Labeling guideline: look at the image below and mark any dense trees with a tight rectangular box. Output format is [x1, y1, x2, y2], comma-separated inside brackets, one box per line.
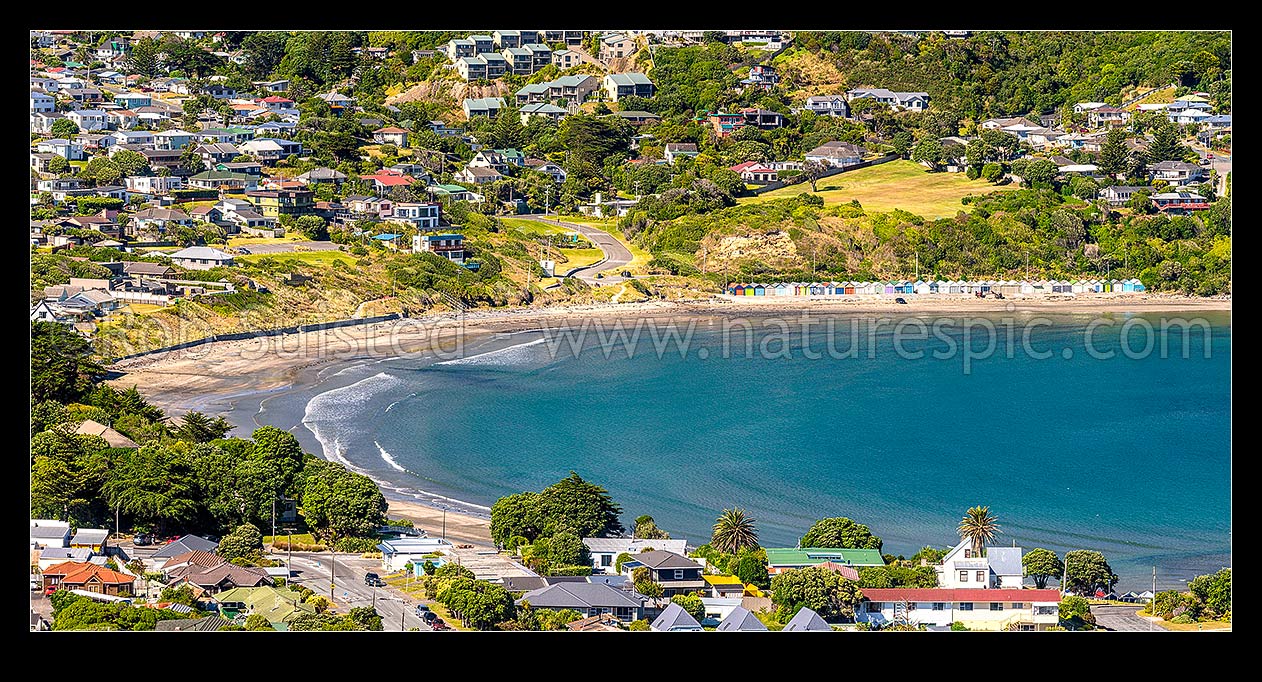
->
[1022, 548, 1065, 589]
[1063, 550, 1119, 595]
[51, 591, 186, 631]
[217, 523, 264, 561]
[489, 472, 624, 547]
[300, 459, 388, 540]
[51, 118, 79, 139]
[31, 322, 105, 403]
[799, 517, 883, 551]
[770, 566, 864, 621]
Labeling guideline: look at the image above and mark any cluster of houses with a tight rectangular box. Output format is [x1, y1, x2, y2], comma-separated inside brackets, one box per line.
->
[32, 259, 238, 328]
[725, 279, 1149, 298]
[443, 30, 589, 81]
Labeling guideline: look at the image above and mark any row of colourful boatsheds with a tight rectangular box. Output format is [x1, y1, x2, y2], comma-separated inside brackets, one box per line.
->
[725, 279, 1148, 297]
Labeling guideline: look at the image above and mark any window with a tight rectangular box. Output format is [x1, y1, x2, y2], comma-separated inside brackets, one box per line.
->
[932, 602, 945, 611]
[959, 570, 968, 582]
[959, 602, 974, 611]
[977, 571, 987, 583]
[990, 602, 1003, 611]
[906, 602, 917, 611]
[1012, 602, 1025, 609]
[868, 602, 883, 612]
[673, 569, 684, 580]
[600, 554, 612, 567]
[1036, 605, 1057, 615]
[963, 549, 972, 558]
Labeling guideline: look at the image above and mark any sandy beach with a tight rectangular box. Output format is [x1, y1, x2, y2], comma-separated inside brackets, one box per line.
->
[110, 294, 1229, 547]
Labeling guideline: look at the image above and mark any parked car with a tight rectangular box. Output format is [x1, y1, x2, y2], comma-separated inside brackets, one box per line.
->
[415, 604, 430, 617]
[430, 618, 450, 630]
[364, 572, 386, 587]
[423, 611, 438, 624]
[133, 533, 153, 546]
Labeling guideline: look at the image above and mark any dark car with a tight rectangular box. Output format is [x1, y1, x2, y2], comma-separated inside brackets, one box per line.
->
[423, 611, 438, 624]
[133, 533, 153, 546]
[364, 572, 386, 587]
[894, 297, 908, 304]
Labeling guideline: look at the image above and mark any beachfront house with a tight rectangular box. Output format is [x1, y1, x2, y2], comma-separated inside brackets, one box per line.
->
[936, 539, 1024, 589]
[619, 551, 704, 597]
[376, 537, 455, 573]
[765, 547, 886, 575]
[858, 588, 1062, 630]
[582, 537, 689, 574]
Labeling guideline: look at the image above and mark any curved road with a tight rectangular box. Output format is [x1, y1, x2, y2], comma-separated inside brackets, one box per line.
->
[512, 214, 634, 285]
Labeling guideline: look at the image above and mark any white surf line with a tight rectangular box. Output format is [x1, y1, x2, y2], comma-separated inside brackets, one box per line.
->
[431, 337, 549, 366]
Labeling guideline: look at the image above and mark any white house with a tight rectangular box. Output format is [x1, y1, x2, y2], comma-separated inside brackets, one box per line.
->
[804, 141, 865, 168]
[169, 246, 235, 270]
[31, 90, 56, 112]
[858, 588, 1062, 630]
[846, 88, 929, 111]
[582, 537, 689, 574]
[936, 539, 1025, 589]
[66, 108, 109, 132]
[376, 537, 455, 573]
[803, 95, 849, 117]
[389, 202, 440, 229]
[125, 175, 185, 195]
[31, 519, 72, 549]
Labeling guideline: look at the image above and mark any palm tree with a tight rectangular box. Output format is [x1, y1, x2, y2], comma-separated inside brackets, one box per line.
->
[957, 506, 1001, 556]
[711, 507, 758, 554]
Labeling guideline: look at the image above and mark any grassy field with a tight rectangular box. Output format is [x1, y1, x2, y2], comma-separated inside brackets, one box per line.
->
[115, 303, 165, 315]
[1155, 619, 1231, 631]
[556, 247, 604, 270]
[238, 251, 356, 267]
[227, 235, 303, 247]
[739, 160, 1014, 219]
[502, 217, 578, 237]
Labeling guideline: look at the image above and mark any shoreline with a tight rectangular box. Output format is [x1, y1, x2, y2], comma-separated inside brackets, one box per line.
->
[108, 295, 1229, 549]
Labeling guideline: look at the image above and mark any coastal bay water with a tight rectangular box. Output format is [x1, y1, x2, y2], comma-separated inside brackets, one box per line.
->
[273, 310, 1229, 591]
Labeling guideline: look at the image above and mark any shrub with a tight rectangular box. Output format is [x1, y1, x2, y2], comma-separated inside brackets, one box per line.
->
[950, 621, 969, 631]
[627, 619, 650, 631]
[1170, 613, 1195, 625]
[332, 536, 378, 553]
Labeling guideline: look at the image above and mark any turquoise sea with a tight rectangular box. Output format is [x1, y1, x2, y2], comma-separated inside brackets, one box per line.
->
[271, 310, 1230, 591]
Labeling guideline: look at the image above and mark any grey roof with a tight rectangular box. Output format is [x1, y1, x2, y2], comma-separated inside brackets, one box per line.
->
[605, 73, 653, 87]
[298, 167, 347, 181]
[716, 606, 768, 631]
[586, 575, 630, 588]
[71, 529, 110, 546]
[632, 550, 698, 570]
[500, 576, 548, 592]
[31, 525, 71, 539]
[151, 534, 218, 559]
[1150, 161, 1202, 171]
[169, 246, 234, 262]
[986, 547, 1022, 577]
[782, 606, 831, 631]
[520, 103, 567, 115]
[582, 537, 689, 555]
[123, 261, 175, 276]
[39, 547, 92, 561]
[650, 602, 702, 631]
[517, 582, 644, 610]
[154, 615, 233, 631]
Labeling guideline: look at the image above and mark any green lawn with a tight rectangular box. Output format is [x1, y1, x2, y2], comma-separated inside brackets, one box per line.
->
[238, 251, 355, 267]
[502, 217, 576, 237]
[227, 235, 304, 247]
[739, 160, 1015, 219]
[556, 247, 604, 270]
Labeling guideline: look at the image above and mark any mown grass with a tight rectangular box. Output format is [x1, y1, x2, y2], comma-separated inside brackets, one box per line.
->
[238, 251, 356, 267]
[739, 160, 1015, 219]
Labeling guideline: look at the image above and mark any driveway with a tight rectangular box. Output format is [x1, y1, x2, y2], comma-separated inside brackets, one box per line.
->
[1091, 604, 1164, 632]
[231, 241, 344, 255]
[511, 215, 633, 285]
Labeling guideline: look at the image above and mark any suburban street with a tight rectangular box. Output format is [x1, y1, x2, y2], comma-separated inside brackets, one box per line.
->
[1090, 604, 1164, 632]
[512, 215, 633, 284]
[284, 551, 432, 631]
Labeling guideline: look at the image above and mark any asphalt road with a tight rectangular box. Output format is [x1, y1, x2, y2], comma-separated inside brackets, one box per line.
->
[284, 552, 432, 631]
[1091, 604, 1164, 632]
[1188, 143, 1230, 195]
[512, 215, 633, 285]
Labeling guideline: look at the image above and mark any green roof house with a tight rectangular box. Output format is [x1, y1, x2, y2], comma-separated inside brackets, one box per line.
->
[764, 547, 886, 574]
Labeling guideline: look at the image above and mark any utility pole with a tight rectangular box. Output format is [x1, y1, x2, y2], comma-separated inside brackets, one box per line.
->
[1150, 566, 1156, 632]
[329, 546, 336, 600]
[442, 510, 447, 541]
[634, 180, 641, 201]
[271, 497, 276, 541]
[915, 252, 920, 281]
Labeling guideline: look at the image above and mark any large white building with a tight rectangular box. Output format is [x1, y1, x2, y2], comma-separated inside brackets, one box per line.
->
[936, 539, 1025, 589]
[376, 537, 455, 573]
[582, 537, 689, 574]
[858, 588, 1062, 630]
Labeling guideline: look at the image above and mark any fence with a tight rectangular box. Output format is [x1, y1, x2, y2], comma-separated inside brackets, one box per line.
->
[107, 312, 404, 363]
[748, 154, 900, 195]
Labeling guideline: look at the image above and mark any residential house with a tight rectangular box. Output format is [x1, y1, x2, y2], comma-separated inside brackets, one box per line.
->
[701, 574, 746, 599]
[783, 606, 833, 631]
[372, 126, 411, 148]
[31, 520, 72, 549]
[130, 207, 193, 233]
[463, 97, 506, 118]
[566, 615, 624, 631]
[206, 84, 239, 99]
[390, 202, 441, 229]
[296, 168, 348, 185]
[31, 90, 56, 112]
[503, 47, 534, 75]
[614, 110, 661, 126]
[663, 142, 699, 165]
[524, 157, 567, 183]
[444, 39, 476, 60]
[650, 602, 703, 631]
[804, 141, 866, 168]
[427, 184, 484, 203]
[1149, 160, 1205, 187]
[599, 33, 636, 61]
[361, 169, 419, 195]
[730, 161, 779, 184]
[123, 261, 177, 279]
[35, 547, 94, 571]
[195, 142, 242, 166]
[239, 137, 301, 162]
[106, 109, 138, 130]
[516, 583, 646, 623]
[111, 130, 154, 147]
[217, 161, 263, 176]
[936, 539, 1025, 589]
[37, 138, 85, 161]
[518, 30, 541, 44]
[213, 586, 317, 628]
[413, 234, 466, 263]
[1073, 102, 1107, 114]
[125, 175, 185, 195]
[153, 129, 197, 151]
[113, 92, 151, 109]
[60, 87, 103, 104]
[582, 538, 689, 574]
[259, 95, 296, 115]
[979, 116, 1041, 131]
[469, 34, 495, 53]
[716, 606, 768, 631]
[245, 189, 315, 218]
[42, 562, 135, 596]
[576, 191, 638, 218]
[74, 133, 115, 151]
[552, 49, 579, 69]
[1100, 185, 1147, 206]
[548, 75, 599, 105]
[74, 419, 139, 448]
[456, 55, 489, 80]
[741, 64, 779, 91]
[803, 95, 849, 117]
[524, 43, 552, 71]
[857, 588, 1062, 631]
[427, 120, 463, 137]
[603, 73, 655, 101]
[847, 88, 930, 111]
[376, 537, 455, 573]
[31, 111, 65, 134]
[707, 111, 746, 137]
[493, 30, 521, 49]
[186, 170, 257, 192]
[169, 246, 235, 270]
[619, 550, 703, 597]
[764, 547, 886, 574]
[69, 528, 110, 553]
[1088, 106, 1131, 128]
[30, 153, 58, 173]
[155, 616, 234, 631]
[520, 102, 568, 125]
[454, 166, 504, 184]
[741, 108, 785, 129]
[1152, 191, 1210, 214]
